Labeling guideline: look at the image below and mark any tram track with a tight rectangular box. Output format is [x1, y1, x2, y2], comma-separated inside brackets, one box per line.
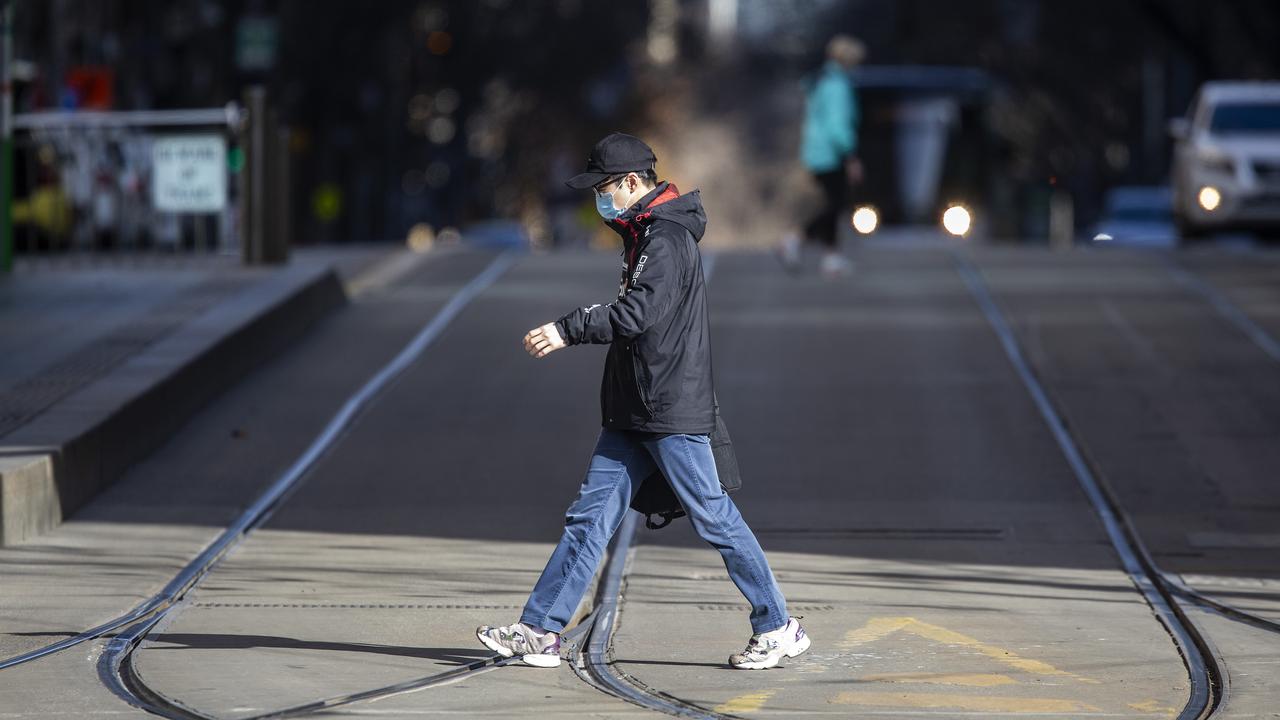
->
[91, 247, 711, 720]
[0, 253, 516, 717]
[565, 248, 1262, 720]
[952, 249, 1225, 719]
[0, 251, 515, 675]
[5, 246, 1278, 719]
[91, 251, 518, 717]
[101, 607, 600, 720]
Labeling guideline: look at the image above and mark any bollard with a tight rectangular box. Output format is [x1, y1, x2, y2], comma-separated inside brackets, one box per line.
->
[265, 114, 290, 263]
[240, 86, 290, 265]
[1049, 190, 1074, 251]
[0, 2, 12, 273]
[241, 87, 266, 264]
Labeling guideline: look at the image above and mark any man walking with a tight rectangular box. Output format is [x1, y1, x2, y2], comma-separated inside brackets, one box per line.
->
[477, 133, 810, 670]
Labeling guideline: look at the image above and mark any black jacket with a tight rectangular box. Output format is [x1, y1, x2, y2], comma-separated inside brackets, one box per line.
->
[556, 182, 716, 434]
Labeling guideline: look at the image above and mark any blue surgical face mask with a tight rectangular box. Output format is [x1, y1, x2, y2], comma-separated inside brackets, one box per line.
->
[594, 176, 630, 220]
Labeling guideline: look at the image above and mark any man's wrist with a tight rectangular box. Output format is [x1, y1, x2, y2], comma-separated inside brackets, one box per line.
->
[553, 318, 574, 346]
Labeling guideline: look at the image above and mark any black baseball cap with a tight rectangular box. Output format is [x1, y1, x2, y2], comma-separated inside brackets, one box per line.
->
[565, 133, 657, 189]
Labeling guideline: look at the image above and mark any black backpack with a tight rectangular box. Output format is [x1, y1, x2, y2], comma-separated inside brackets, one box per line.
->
[630, 402, 741, 529]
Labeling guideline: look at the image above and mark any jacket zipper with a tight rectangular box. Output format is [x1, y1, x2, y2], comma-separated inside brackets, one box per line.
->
[629, 345, 654, 417]
[622, 223, 654, 417]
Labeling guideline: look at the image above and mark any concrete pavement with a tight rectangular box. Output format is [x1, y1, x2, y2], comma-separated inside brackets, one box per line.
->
[0, 247, 410, 544]
[1, 240, 1278, 718]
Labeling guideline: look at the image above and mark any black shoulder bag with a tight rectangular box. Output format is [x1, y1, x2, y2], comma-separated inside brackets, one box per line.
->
[629, 399, 741, 530]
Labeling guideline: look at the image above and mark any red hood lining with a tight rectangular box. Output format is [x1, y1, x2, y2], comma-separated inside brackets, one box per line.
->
[643, 183, 680, 211]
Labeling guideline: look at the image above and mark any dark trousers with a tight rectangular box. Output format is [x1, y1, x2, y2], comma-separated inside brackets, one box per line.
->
[803, 169, 848, 249]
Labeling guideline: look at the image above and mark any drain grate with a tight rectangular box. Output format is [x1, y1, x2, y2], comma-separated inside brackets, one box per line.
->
[191, 602, 523, 610]
[754, 527, 1007, 541]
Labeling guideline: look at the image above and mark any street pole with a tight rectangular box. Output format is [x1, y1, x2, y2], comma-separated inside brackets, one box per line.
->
[242, 86, 266, 264]
[0, 1, 12, 273]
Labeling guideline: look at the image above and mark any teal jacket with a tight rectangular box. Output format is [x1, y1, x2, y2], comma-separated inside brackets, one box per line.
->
[801, 61, 859, 172]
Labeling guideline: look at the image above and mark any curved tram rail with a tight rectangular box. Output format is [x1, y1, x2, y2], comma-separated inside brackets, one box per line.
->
[566, 249, 1280, 720]
[952, 251, 1224, 719]
[0, 253, 518, 702]
[5, 249, 1278, 719]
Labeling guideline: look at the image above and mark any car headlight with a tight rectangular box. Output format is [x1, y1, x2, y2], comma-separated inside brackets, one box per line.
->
[1198, 186, 1222, 212]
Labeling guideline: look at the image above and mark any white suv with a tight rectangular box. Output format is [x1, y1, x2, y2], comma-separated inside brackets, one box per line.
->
[1170, 81, 1280, 237]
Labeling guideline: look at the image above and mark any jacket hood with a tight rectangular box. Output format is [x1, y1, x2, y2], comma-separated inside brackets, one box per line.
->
[614, 182, 707, 243]
[645, 188, 707, 243]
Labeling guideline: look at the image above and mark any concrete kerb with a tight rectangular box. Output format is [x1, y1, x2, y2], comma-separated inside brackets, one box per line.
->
[0, 454, 57, 546]
[0, 263, 347, 546]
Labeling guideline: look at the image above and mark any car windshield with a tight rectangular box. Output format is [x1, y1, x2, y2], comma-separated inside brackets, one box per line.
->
[1210, 102, 1280, 134]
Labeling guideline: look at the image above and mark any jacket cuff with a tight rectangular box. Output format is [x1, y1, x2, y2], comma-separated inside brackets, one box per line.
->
[554, 317, 577, 346]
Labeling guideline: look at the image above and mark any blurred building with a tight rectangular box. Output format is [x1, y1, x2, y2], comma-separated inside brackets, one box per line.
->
[13, 0, 650, 249]
[10, 0, 1280, 248]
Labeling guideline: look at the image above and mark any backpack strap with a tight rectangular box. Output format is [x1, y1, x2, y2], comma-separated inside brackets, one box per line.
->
[645, 509, 686, 530]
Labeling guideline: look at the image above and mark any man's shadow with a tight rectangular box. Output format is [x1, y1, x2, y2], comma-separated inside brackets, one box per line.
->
[140, 632, 492, 666]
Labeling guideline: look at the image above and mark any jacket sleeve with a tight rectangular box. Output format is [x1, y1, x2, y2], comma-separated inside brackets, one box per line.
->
[555, 230, 688, 346]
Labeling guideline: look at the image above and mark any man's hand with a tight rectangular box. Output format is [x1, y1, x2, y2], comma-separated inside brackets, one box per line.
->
[523, 322, 567, 359]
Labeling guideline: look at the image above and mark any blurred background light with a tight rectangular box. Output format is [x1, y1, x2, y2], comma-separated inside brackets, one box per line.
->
[942, 205, 973, 236]
[433, 88, 460, 115]
[312, 184, 343, 224]
[438, 226, 463, 244]
[428, 117, 456, 144]
[427, 30, 452, 56]
[851, 206, 879, 234]
[406, 223, 435, 252]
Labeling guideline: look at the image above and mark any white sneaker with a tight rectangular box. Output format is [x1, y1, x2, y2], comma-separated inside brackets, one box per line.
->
[476, 621, 562, 667]
[820, 252, 853, 278]
[728, 617, 811, 669]
[778, 232, 802, 271]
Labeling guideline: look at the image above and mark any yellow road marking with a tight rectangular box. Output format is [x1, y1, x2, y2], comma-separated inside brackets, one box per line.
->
[1129, 699, 1178, 718]
[838, 616, 1099, 684]
[862, 672, 1017, 687]
[831, 691, 1103, 713]
[714, 690, 776, 713]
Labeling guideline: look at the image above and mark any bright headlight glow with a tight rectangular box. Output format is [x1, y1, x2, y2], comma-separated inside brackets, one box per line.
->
[1198, 186, 1221, 212]
[851, 206, 879, 234]
[942, 204, 972, 236]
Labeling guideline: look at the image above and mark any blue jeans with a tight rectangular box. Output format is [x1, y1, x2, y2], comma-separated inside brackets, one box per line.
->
[521, 428, 789, 634]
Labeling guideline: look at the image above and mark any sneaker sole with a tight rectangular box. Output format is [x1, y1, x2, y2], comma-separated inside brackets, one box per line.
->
[731, 632, 811, 670]
[477, 630, 561, 668]
[520, 652, 562, 668]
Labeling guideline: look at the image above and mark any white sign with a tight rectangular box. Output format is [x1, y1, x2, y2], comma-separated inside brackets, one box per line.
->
[152, 135, 227, 213]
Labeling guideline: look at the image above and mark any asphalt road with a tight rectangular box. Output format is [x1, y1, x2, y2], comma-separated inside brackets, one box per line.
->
[1, 237, 1278, 719]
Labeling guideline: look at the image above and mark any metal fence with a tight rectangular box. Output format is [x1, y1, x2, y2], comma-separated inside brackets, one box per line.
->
[10, 89, 289, 264]
[11, 106, 241, 256]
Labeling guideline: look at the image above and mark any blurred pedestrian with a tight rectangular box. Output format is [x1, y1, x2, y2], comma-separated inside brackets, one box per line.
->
[781, 34, 866, 278]
[477, 133, 810, 670]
